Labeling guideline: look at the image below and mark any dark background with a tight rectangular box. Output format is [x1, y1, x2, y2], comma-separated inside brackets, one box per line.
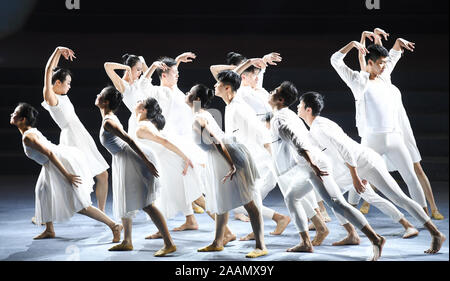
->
[0, 0, 448, 181]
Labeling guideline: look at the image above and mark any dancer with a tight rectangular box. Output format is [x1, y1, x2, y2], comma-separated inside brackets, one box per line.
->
[298, 92, 446, 253]
[347, 28, 444, 220]
[208, 71, 269, 258]
[330, 36, 429, 216]
[95, 86, 176, 256]
[10, 103, 122, 241]
[105, 54, 205, 232]
[268, 81, 385, 260]
[42, 46, 109, 212]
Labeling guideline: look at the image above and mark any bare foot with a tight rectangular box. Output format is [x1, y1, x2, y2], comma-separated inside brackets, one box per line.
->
[173, 222, 198, 232]
[312, 227, 329, 246]
[112, 224, 123, 243]
[109, 241, 133, 251]
[239, 232, 255, 241]
[403, 227, 419, 239]
[223, 233, 237, 246]
[270, 216, 291, 235]
[154, 245, 177, 257]
[234, 213, 250, 222]
[425, 233, 446, 254]
[246, 249, 268, 258]
[371, 235, 386, 261]
[308, 223, 316, 230]
[332, 235, 360, 246]
[286, 243, 313, 253]
[33, 230, 55, 240]
[145, 231, 162, 239]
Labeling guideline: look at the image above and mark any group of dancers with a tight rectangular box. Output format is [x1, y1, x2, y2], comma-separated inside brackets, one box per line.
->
[10, 27, 446, 260]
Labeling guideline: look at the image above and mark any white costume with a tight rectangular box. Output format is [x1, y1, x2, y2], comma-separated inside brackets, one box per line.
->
[99, 115, 160, 220]
[331, 50, 426, 207]
[22, 128, 93, 225]
[271, 108, 369, 232]
[136, 119, 204, 220]
[42, 94, 109, 177]
[193, 110, 260, 214]
[309, 116, 429, 225]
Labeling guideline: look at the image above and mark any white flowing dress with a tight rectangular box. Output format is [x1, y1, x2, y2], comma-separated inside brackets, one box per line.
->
[99, 115, 160, 219]
[42, 94, 109, 176]
[22, 128, 94, 225]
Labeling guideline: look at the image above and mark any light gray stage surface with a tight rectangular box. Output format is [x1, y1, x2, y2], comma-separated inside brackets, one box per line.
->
[0, 175, 448, 261]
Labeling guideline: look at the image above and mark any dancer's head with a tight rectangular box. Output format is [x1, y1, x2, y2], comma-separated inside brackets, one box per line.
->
[241, 65, 260, 89]
[122, 53, 143, 82]
[10, 103, 39, 128]
[226, 52, 247, 66]
[297, 91, 324, 121]
[268, 81, 298, 110]
[214, 70, 241, 101]
[95, 86, 123, 112]
[186, 84, 215, 109]
[51, 67, 72, 95]
[155, 57, 178, 88]
[365, 44, 390, 76]
[136, 97, 166, 130]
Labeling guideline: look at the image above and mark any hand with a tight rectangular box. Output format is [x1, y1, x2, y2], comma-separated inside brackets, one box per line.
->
[310, 163, 329, 180]
[362, 31, 377, 42]
[374, 28, 390, 41]
[397, 38, 415, 52]
[249, 58, 267, 69]
[66, 173, 82, 188]
[352, 41, 369, 55]
[176, 52, 196, 63]
[353, 178, 367, 194]
[57, 47, 76, 61]
[146, 161, 159, 178]
[262, 52, 282, 66]
[222, 165, 236, 183]
[182, 158, 194, 175]
[152, 61, 168, 71]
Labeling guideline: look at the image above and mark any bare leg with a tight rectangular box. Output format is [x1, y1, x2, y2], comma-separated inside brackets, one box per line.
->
[287, 231, 313, 252]
[143, 204, 176, 257]
[414, 163, 444, 219]
[173, 214, 199, 231]
[94, 171, 109, 212]
[198, 212, 228, 252]
[244, 201, 268, 258]
[311, 214, 329, 246]
[360, 224, 386, 261]
[423, 220, 446, 254]
[78, 206, 122, 242]
[33, 222, 56, 239]
[332, 223, 361, 246]
[318, 201, 331, 222]
[109, 218, 133, 251]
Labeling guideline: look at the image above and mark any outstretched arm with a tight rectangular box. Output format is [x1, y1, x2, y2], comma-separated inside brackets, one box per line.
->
[24, 133, 82, 187]
[136, 125, 193, 175]
[104, 120, 159, 177]
[104, 62, 131, 94]
[43, 47, 76, 106]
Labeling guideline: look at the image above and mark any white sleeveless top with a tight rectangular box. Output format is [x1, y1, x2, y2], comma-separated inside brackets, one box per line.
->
[22, 128, 55, 165]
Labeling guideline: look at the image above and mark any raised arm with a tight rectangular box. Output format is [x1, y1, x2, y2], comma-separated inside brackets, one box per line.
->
[175, 52, 196, 67]
[43, 47, 76, 106]
[382, 38, 415, 79]
[234, 58, 266, 75]
[104, 120, 159, 177]
[359, 31, 376, 71]
[136, 125, 193, 175]
[103, 62, 131, 94]
[142, 61, 168, 80]
[373, 28, 390, 46]
[138, 56, 149, 74]
[24, 133, 82, 187]
[210, 65, 235, 81]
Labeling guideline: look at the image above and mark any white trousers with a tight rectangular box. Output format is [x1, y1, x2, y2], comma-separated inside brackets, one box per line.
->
[360, 132, 426, 207]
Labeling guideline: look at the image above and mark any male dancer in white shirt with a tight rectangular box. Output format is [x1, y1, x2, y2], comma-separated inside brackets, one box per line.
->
[268, 80, 385, 260]
[330, 38, 428, 216]
[297, 91, 445, 254]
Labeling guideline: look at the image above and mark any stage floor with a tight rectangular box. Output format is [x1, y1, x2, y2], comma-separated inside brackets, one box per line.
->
[0, 175, 448, 261]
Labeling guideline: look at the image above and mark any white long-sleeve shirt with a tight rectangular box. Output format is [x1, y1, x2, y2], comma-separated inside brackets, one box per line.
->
[236, 86, 272, 120]
[309, 116, 365, 180]
[270, 107, 321, 175]
[330, 49, 404, 137]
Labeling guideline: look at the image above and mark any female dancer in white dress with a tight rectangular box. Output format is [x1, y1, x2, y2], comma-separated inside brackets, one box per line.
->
[187, 84, 268, 258]
[42, 46, 110, 212]
[95, 87, 176, 256]
[10, 103, 122, 241]
[349, 28, 444, 220]
[105, 54, 205, 235]
[132, 98, 205, 238]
